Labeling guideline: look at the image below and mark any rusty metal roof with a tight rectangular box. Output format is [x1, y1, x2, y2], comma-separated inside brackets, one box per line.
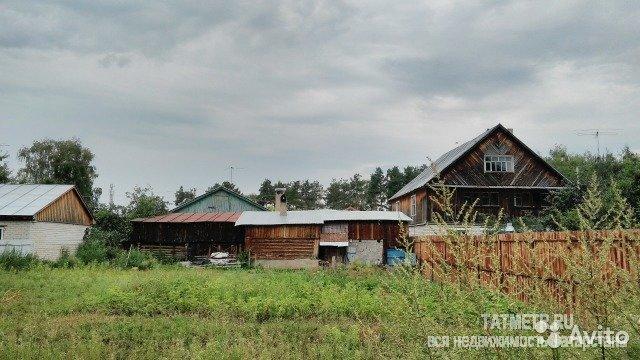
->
[132, 212, 241, 223]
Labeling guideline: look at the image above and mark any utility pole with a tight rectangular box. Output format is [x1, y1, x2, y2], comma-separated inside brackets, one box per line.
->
[577, 129, 620, 158]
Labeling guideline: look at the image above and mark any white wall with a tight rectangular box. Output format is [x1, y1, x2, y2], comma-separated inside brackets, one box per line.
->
[0, 221, 34, 255]
[0, 220, 88, 260]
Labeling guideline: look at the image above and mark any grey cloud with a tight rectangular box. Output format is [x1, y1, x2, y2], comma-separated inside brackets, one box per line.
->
[0, 0, 639, 204]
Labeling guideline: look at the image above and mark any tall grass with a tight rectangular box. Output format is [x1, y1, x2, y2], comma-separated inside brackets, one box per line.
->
[413, 173, 640, 359]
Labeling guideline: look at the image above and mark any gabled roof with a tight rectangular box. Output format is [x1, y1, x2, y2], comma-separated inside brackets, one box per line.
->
[171, 185, 267, 212]
[0, 184, 92, 219]
[235, 209, 411, 226]
[388, 124, 567, 201]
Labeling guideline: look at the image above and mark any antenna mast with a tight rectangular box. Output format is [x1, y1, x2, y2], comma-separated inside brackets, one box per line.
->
[576, 129, 620, 158]
[228, 165, 244, 184]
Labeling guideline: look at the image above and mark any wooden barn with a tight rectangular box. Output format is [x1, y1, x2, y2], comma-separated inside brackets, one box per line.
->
[130, 212, 243, 260]
[0, 184, 94, 260]
[389, 124, 567, 226]
[236, 209, 411, 268]
[172, 185, 266, 213]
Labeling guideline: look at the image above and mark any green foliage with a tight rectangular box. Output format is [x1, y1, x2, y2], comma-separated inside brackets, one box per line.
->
[235, 250, 251, 268]
[52, 248, 80, 269]
[385, 166, 405, 200]
[16, 138, 97, 205]
[125, 186, 168, 219]
[75, 230, 112, 264]
[174, 186, 197, 206]
[114, 249, 158, 270]
[0, 250, 40, 270]
[546, 145, 640, 220]
[0, 152, 11, 182]
[207, 181, 242, 195]
[366, 167, 387, 210]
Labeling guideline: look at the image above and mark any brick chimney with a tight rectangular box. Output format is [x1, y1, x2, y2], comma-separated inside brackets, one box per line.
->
[275, 188, 287, 216]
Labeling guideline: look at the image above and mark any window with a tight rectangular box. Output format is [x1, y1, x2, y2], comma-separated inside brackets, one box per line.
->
[484, 155, 514, 172]
[410, 195, 417, 219]
[514, 193, 533, 207]
[464, 192, 499, 207]
[0, 227, 4, 240]
[393, 201, 399, 212]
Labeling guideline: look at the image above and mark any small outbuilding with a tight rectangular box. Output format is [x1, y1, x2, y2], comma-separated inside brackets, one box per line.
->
[236, 209, 411, 268]
[130, 212, 243, 260]
[0, 184, 94, 260]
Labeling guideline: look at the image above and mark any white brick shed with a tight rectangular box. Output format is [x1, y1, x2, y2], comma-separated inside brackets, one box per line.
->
[0, 184, 94, 260]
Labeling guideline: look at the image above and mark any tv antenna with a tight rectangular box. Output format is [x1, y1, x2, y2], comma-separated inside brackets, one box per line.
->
[227, 165, 244, 183]
[577, 129, 620, 158]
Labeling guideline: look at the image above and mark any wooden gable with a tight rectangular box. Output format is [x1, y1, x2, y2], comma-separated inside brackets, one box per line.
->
[172, 187, 266, 213]
[35, 188, 94, 226]
[440, 127, 565, 188]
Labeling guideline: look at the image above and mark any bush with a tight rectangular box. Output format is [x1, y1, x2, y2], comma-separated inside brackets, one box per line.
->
[76, 228, 123, 264]
[114, 249, 158, 270]
[0, 250, 40, 270]
[52, 248, 81, 269]
[76, 235, 109, 264]
[236, 250, 251, 268]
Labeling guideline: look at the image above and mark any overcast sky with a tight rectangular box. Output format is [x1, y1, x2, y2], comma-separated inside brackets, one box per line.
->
[1, 1, 639, 204]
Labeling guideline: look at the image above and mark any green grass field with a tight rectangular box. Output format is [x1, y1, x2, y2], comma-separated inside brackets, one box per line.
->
[0, 266, 636, 359]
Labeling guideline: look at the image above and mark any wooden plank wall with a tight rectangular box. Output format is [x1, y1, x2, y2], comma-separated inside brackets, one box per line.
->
[414, 229, 640, 301]
[442, 129, 564, 188]
[35, 189, 93, 226]
[129, 222, 244, 258]
[245, 225, 321, 260]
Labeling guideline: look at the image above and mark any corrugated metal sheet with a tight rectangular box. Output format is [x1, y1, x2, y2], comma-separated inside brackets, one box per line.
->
[389, 127, 494, 201]
[0, 184, 75, 217]
[235, 209, 411, 226]
[132, 212, 242, 223]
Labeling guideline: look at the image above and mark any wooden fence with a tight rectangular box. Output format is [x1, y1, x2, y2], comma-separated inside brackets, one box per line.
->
[413, 229, 640, 301]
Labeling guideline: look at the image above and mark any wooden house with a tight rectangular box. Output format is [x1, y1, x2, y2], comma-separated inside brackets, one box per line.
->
[0, 184, 94, 260]
[172, 185, 266, 213]
[389, 124, 567, 225]
[236, 209, 411, 268]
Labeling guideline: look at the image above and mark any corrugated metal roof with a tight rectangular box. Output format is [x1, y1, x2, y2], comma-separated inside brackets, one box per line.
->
[132, 212, 242, 223]
[0, 184, 76, 217]
[388, 126, 495, 201]
[235, 209, 411, 226]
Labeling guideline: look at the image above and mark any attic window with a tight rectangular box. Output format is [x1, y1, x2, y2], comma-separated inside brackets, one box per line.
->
[484, 155, 514, 172]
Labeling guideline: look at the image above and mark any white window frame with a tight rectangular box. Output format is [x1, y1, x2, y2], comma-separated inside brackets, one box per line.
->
[0, 227, 4, 241]
[484, 155, 514, 173]
[393, 201, 399, 212]
[410, 195, 417, 219]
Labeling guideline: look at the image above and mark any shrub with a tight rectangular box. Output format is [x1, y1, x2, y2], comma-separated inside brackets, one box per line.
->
[76, 235, 109, 264]
[114, 249, 158, 270]
[236, 250, 251, 268]
[0, 250, 40, 270]
[52, 248, 80, 269]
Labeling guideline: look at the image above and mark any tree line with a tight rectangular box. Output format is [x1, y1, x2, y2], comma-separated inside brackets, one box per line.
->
[1, 138, 639, 226]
